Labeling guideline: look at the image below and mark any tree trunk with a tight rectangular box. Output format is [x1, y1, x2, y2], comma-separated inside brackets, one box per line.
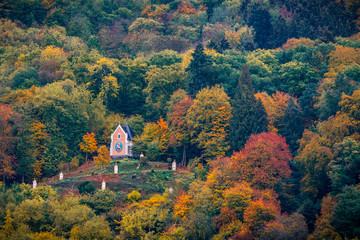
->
[2, 173, 5, 186]
[182, 145, 187, 166]
[86, 153, 88, 162]
[22, 173, 24, 183]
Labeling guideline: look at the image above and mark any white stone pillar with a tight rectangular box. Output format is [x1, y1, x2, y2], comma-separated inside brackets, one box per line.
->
[59, 172, 64, 180]
[102, 180, 106, 190]
[33, 179, 37, 189]
[169, 187, 173, 194]
[172, 161, 176, 171]
[114, 163, 118, 174]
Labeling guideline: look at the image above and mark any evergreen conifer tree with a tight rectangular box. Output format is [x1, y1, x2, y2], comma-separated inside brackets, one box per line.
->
[186, 44, 215, 97]
[279, 98, 304, 153]
[229, 64, 268, 151]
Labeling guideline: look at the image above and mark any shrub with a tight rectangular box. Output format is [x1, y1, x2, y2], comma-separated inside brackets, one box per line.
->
[127, 190, 141, 202]
[78, 181, 96, 195]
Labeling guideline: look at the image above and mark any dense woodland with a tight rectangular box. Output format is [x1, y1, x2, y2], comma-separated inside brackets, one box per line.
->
[0, 0, 360, 239]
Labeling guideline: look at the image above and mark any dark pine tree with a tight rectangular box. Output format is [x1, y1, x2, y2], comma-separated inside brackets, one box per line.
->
[186, 43, 215, 97]
[248, 6, 273, 49]
[229, 64, 268, 151]
[278, 98, 304, 154]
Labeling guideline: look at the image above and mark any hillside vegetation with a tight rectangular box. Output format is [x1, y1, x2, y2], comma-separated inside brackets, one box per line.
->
[1, 0, 360, 239]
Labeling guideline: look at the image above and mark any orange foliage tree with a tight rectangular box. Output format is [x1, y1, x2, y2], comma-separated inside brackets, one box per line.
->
[243, 199, 279, 235]
[173, 191, 194, 220]
[175, 1, 198, 15]
[142, 4, 169, 19]
[231, 132, 292, 189]
[281, 37, 315, 50]
[308, 195, 340, 240]
[79, 132, 98, 162]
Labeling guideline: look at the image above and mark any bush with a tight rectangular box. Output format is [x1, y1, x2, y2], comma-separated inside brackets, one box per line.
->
[127, 190, 141, 202]
[78, 181, 96, 195]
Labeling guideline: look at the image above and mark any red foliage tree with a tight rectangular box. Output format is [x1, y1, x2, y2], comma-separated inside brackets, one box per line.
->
[231, 132, 292, 189]
[168, 94, 193, 165]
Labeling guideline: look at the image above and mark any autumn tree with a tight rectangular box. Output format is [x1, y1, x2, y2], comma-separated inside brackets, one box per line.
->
[243, 199, 279, 236]
[168, 90, 193, 165]
[231, 132, 292, 189]
[1, 209, 14, 238]
[0, 104, 16, 184]
[186, 85, 232, 160]
[93, 145, 111, 170]
[255, 91, 292, 133]
[260, 213, 308, 240]
[173, 191, 194, 220]
[214, 182, 253, 229]
[230, 64, 268, 151]
[79, 132, 98, 162]
[308, 195, 340, 240]
[87, 57, 120, 107]
[30, 122, 49, 179]
[133, 118, 170, 161]
[281, 38, 315, 50]
[294, 130, 333, 199]
[326, 44, 360, 80]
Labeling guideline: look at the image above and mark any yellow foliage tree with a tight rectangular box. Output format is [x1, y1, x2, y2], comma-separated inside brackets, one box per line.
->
[30, 122, 49, 178]
[186, 85, 232, 160]
[254, 91, 292, 132]
[40, 45, 67, 63]
[322, 44, 360, 86]
[1, 209, 14, 238]
[93, 145, 111, 169]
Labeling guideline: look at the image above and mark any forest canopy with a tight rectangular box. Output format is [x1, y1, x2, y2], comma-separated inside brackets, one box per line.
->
[0, 0, 360, 239]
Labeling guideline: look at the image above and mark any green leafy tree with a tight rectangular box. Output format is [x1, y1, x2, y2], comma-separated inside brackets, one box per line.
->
[328, 139, 360, 193]
[144, 63, 187, 118]
[277, 61, 319, 97]
[110, 58, 148, 115]
[332, 185, 360, 239]
[229, 64, 268, 151]
[80, 189, 116, 214]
